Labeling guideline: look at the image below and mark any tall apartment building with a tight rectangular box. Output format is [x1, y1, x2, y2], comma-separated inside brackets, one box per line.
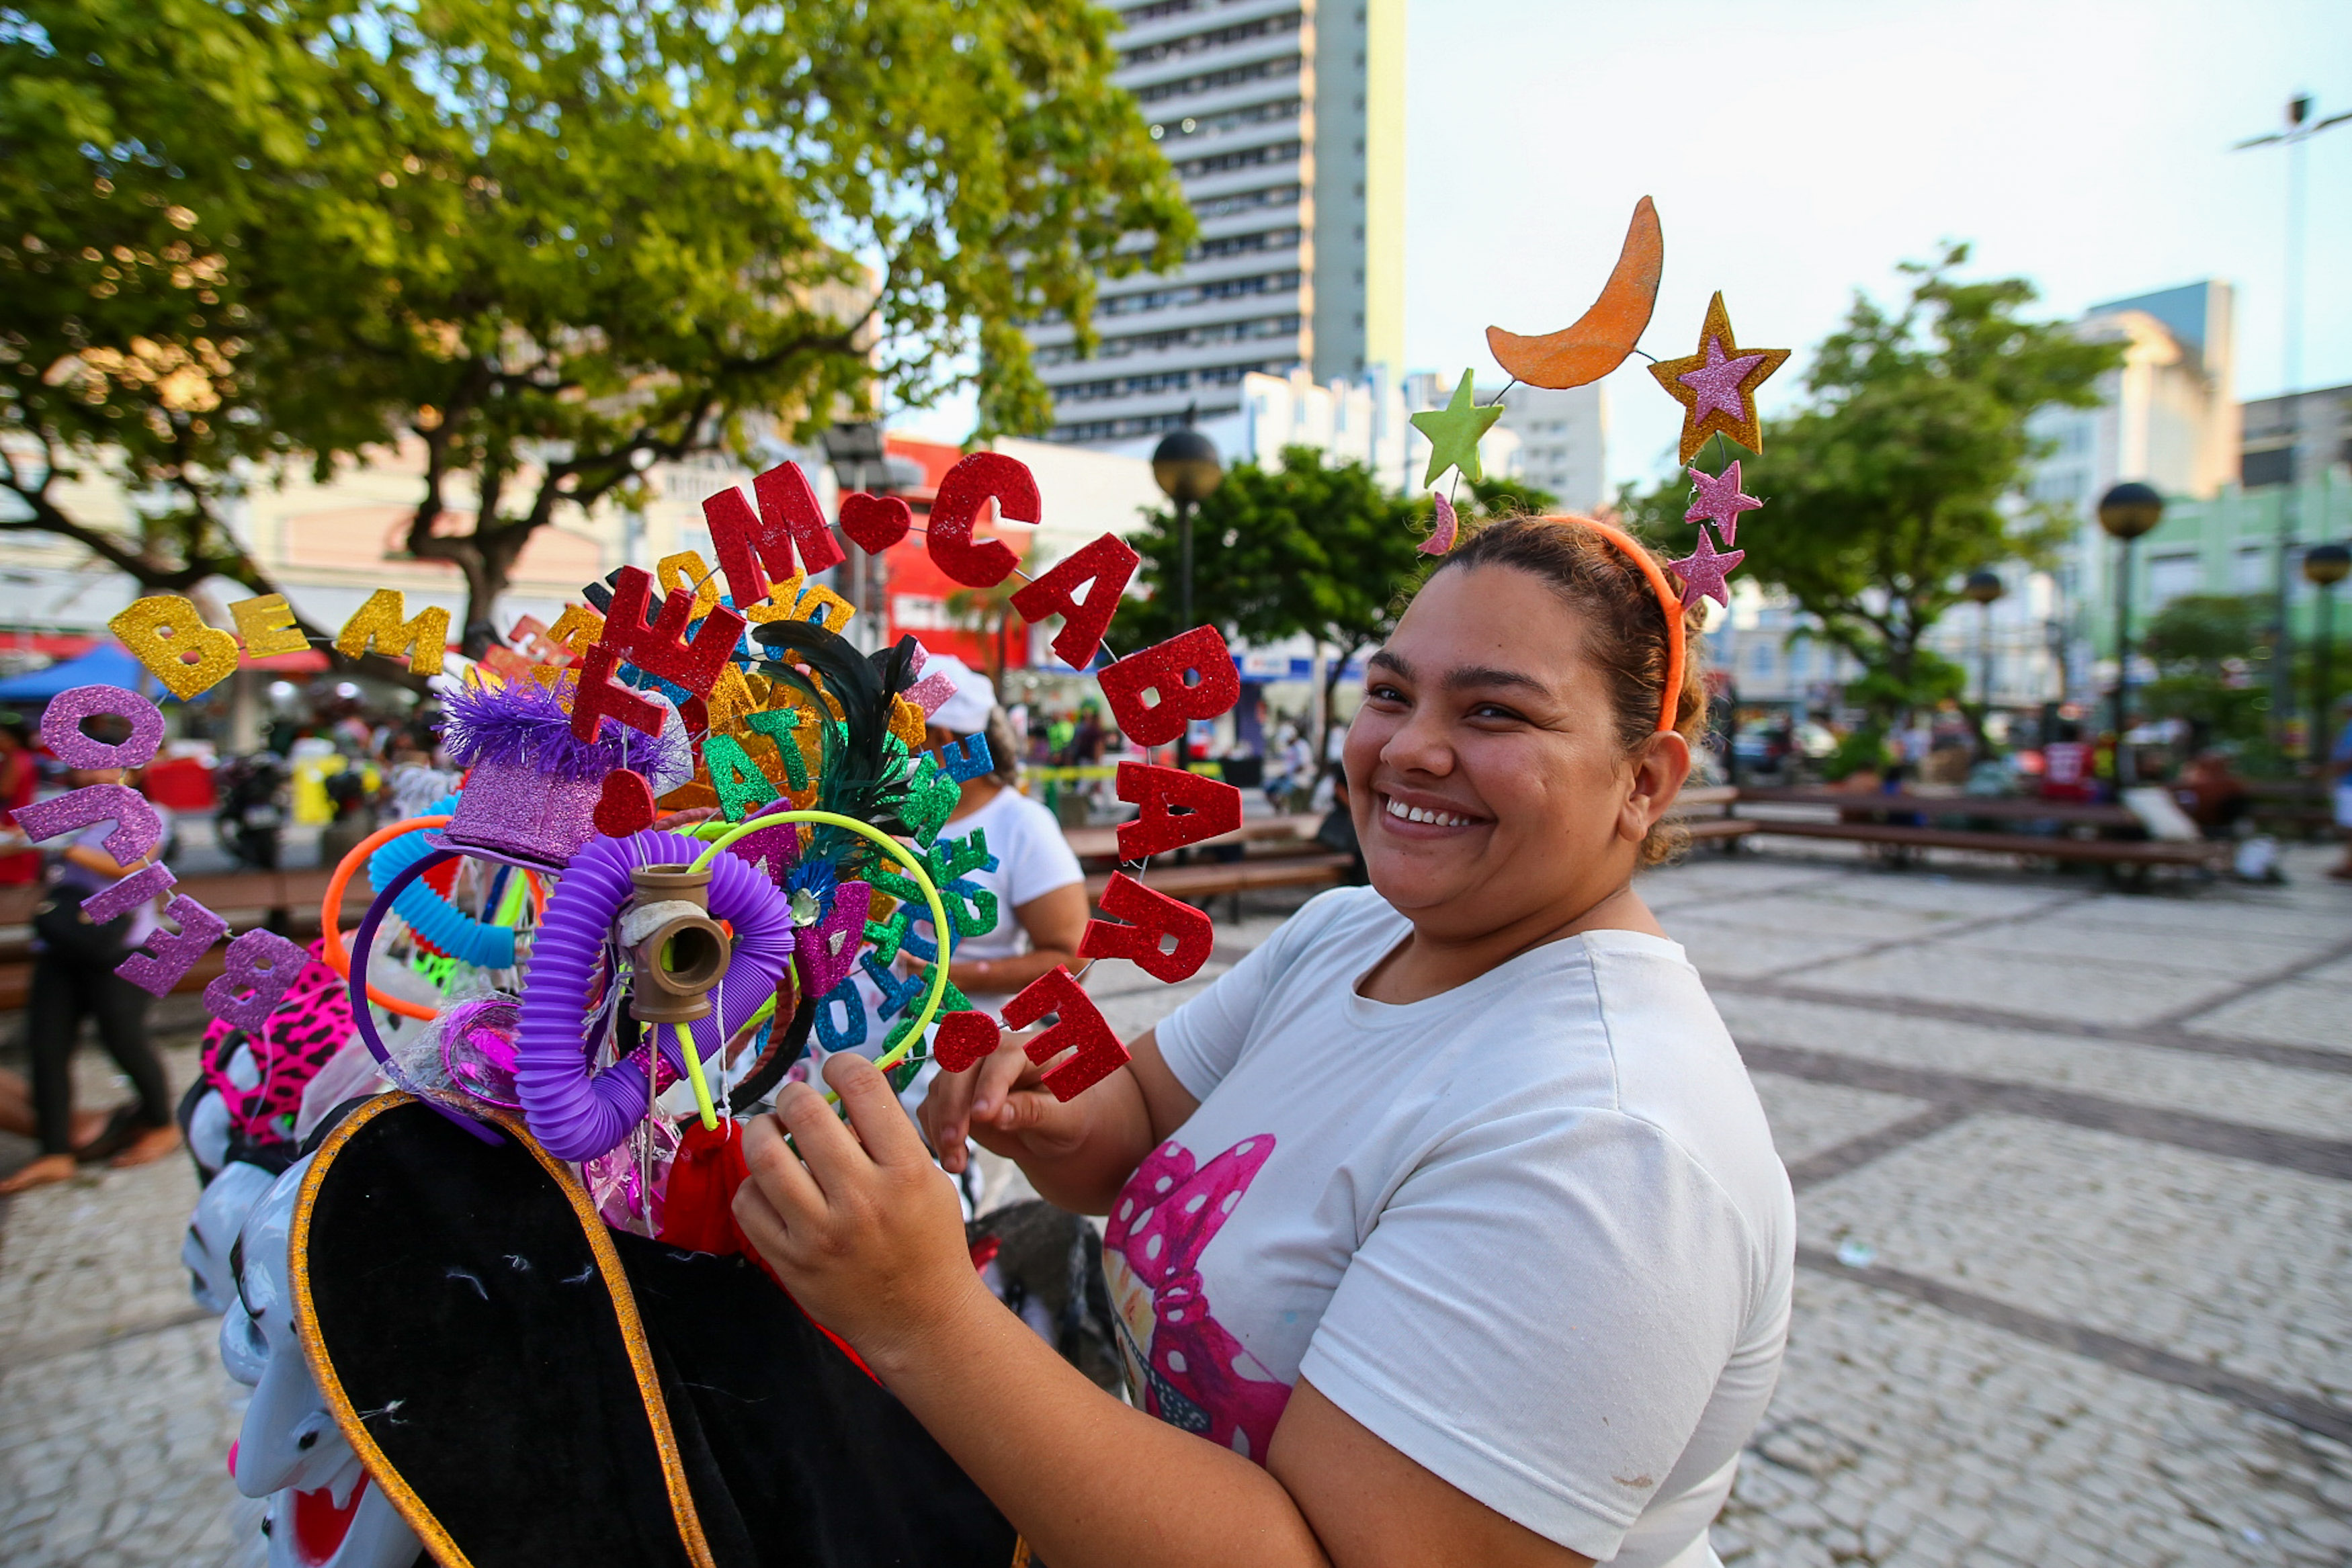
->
[1030, 0, 1405, 452]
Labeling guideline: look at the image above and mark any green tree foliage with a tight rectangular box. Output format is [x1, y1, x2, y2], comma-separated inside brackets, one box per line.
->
[1116, 445, 1423, 769]
[3, 0, 1191, 642]
[1619, 245, 2119, 723]
[2140, 593, 2268, 746]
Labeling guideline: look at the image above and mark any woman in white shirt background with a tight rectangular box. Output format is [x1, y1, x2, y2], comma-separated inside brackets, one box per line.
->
[821, 657, 1087, 1176]
[734, 519, 1794, 1568]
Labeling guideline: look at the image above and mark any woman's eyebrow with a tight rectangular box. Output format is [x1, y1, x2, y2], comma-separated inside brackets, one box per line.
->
[1443, 664, 1550, 696]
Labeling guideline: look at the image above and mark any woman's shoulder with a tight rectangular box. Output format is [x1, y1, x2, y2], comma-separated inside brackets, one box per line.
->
[1275, 883, 1404, 955]
[966, 785, 1062, 841]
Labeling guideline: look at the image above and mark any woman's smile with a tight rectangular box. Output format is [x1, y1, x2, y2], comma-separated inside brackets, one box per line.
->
[1373, 790, 1489, 835]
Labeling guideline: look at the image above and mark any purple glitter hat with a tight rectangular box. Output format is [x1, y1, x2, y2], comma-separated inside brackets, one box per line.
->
[432, 677, 689, 871]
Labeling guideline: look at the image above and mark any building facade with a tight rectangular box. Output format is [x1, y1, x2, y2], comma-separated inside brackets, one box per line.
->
[2241, 382, 2352, 490]
[1487, 383, 1607, 515]
[1029, 0, 1405, 452]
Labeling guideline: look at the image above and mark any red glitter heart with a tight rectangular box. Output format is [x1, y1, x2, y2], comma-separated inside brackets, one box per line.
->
[593, 769, 657, 837]
[931, 1010, 1001, 1073]
[838, 492, 912, 554]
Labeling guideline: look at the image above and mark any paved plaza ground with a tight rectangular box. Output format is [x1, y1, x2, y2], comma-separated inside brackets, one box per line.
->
[3, 842, 2348, 1566]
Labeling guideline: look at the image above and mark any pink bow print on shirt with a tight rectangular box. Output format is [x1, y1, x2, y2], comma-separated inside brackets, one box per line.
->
[1102, 1133, 1290, 1463]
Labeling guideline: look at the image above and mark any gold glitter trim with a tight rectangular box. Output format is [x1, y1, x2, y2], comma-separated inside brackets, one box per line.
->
[292, 1092, 718, 1568]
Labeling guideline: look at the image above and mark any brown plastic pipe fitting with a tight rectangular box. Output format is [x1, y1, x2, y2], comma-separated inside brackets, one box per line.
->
[626, 863, 732, 1026]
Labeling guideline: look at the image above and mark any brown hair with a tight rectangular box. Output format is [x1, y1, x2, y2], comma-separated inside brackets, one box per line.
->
[1425, 514, 1708, 866]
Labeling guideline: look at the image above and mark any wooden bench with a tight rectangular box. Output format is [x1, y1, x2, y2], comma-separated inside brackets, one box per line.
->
[0, 867, 345, 1008]
[1062, 813, 1322, 863]
[1734, 786, 2142, 829]
[1084, 852, 1359, 921]
[1720, 785, 2232, 880]
[1730, 816, 2228, 873]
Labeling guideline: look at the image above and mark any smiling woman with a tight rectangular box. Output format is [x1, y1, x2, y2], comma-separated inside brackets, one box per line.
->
[733, 513, 1794, 1568]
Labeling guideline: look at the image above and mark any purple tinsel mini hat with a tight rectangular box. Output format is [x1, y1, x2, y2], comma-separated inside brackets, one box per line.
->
[431, 677, 690, 871]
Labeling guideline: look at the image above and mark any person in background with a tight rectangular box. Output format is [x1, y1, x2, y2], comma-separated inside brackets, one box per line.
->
[2328, 695, 2352, 882]
[0, 765, 181, 1192]
[2173, 751, 2251, 840]
[0, 715, 40, 887]
[818, 656, 1090, 1199]
[1065, 703, 1105, 767]
[922, 659, 1089, 1018]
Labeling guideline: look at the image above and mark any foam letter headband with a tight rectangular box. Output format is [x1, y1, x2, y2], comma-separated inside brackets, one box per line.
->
[30, 439, 1250, 1190]
[1419, 195, 1789, 732]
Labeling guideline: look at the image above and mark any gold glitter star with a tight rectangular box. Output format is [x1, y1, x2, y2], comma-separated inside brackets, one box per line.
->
[1648, 293, 1790, 464]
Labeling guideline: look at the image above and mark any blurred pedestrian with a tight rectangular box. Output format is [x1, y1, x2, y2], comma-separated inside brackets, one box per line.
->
[0, 715, 39, 887]
[2173, 751, 2250, 840]
[0, 765, 181, 1192]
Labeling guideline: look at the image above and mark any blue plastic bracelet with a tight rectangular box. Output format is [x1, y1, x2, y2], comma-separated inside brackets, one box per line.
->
[367, 795, 519, 970]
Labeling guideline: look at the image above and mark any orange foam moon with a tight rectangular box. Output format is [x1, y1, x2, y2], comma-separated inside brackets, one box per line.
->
[1486, 196, 1664, 390]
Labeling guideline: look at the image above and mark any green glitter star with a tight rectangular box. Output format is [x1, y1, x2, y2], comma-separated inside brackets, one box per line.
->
[1409, 370, 1505, 488]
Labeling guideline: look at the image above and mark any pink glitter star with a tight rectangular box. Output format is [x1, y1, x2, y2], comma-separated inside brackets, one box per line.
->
[1677, 337, 1767, 424]
[1419, 490, 1459, 556]
[1683, 460, 1763, 547]
[1667, 529, 1745, 609]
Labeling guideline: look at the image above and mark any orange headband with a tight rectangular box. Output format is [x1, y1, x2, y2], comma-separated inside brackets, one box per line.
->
[1564, 516, 1688, 736]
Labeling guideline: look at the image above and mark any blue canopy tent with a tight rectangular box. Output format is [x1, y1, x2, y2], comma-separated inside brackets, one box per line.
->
[0, 643, 169, 704]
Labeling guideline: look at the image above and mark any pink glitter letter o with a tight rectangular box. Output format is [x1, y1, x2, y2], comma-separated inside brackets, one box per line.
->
[41, 685, 165, 771]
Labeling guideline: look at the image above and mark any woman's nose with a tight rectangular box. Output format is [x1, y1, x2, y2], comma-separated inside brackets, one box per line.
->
[1381, 708, 1454, 777]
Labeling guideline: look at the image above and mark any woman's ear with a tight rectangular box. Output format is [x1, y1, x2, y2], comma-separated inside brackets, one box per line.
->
[1619, 732, 1693, 843]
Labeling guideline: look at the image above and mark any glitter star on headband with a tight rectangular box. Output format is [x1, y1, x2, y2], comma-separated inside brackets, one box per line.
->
[1648, 293, 1789, 464]
[1683, 460, 1762, 548]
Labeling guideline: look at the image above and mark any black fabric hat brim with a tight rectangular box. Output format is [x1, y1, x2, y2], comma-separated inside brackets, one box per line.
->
[292, 1094, 1022, 1568]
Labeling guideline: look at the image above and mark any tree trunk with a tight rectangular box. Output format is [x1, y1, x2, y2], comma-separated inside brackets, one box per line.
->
[1316, 644, 1360, 787]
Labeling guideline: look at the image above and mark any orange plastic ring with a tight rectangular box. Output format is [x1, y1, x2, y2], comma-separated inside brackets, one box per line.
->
[319, 816, 453, 1020]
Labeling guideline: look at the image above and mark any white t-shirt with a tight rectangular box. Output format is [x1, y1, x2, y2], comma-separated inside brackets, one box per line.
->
[829, 784, 1085, 1063]
[1115, 886, 1793, 1568]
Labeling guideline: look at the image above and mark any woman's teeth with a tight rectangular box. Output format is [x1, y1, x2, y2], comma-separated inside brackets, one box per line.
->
[1386, 797, 1475, 828]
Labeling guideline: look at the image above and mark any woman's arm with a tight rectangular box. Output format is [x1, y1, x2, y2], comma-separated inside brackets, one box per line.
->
[737, 1055, 1591, 1568]
[948, 880, 1087, 1000]
[919, 1025, 1198, 1215]
[61, 843, 149, 879]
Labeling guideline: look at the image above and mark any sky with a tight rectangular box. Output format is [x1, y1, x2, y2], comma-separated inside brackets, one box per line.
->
[898, 0, 2352, 492]
[1407, 0, 2352, 492]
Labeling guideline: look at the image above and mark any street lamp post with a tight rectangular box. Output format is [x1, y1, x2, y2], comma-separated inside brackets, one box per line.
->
[2234, 95, 2352, 748]
[2098, 482, 2165, 785]
[1150, 425, 1224, 767]
[2306, 542, 2351, 768]
[1963, 569, 2005, 713]
[821, 423, 890, 654]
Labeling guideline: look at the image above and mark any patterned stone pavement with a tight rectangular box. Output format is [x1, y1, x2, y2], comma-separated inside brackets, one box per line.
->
[4, 845, 2349, 1565]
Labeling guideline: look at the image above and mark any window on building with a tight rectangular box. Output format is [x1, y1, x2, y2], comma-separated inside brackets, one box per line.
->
[2235, 546, 2271, 593]
[2146, 553, 2203, 606]
[2242, 446, 2294, 488]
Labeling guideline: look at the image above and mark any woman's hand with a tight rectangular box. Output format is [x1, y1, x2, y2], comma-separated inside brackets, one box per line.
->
[917, 1028, 1094, 1176]
[733, 1053, 986, 1370]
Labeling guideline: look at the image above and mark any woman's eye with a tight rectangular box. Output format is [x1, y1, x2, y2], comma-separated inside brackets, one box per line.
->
[1366, 683, 1406, 704]
[1469, 703, 1523, 723]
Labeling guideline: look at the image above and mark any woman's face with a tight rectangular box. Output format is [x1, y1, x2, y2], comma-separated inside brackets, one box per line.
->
[1343, 564, 1685, 943]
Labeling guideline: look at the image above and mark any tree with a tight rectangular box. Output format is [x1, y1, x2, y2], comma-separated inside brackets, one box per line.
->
[2140, 593, 2269, 749]
[1119, 445, 1425, 771]
[1, 0, 353, 620]
[1619, 245, 2119, 724]
[4, 0, 1192, 648]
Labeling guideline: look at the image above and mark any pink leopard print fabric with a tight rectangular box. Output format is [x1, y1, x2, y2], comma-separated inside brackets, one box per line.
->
[199, 940, 355, 1146]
